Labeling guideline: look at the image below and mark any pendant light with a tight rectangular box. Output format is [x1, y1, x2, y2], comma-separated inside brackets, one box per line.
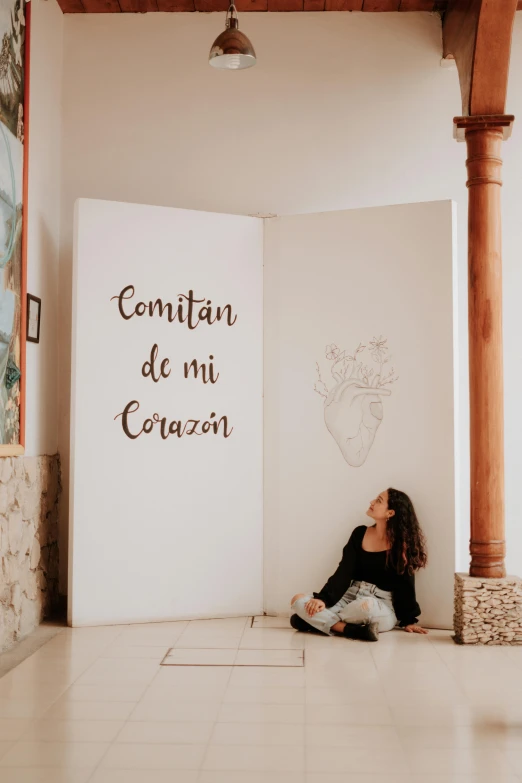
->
[209, 3, 257, 71]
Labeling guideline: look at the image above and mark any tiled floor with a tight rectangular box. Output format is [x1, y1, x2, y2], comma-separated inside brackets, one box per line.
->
[1, 617, 522, 782]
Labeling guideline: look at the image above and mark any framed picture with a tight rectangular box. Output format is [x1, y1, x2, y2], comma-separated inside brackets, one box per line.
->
[26, 293, 40, 343]
[0, 0, 29, 456]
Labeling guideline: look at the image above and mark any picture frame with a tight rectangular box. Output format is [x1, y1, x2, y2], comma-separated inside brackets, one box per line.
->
[0, 0, 30, 457]
[26, 293, 41, 344]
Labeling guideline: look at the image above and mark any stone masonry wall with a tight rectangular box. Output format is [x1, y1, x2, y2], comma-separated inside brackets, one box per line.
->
[454, 572, 522, 645]
[0, 456, 60, 653]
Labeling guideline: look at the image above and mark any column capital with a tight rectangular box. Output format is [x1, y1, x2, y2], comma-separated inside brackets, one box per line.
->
[453, 114, 515, 142]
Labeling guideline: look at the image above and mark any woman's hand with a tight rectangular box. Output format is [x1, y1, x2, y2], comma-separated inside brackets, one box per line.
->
[403, 624, 428, 634]
[305, 598, 325, 616]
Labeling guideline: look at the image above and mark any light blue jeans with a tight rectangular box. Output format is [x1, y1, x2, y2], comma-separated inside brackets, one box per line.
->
[292, 580, 397, 636]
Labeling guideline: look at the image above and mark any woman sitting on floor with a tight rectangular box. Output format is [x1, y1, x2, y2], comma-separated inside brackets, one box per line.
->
[290, 488, 428, 642]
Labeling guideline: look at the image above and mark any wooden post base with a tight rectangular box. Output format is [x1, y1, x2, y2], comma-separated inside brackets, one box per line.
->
[469, 540, 506, 579]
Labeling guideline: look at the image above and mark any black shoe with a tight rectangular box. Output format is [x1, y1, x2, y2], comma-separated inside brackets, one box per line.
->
[342, 622, 379, 642]
[290, 614, 326, 635]
[290, 614, 312, 632]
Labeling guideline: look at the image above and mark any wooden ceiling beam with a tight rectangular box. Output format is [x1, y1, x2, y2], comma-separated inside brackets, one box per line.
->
[400, 0, 439, 9]
[157, 0, 195, 10]
[58, 0, 85, 11]
[362, 0, 400, 9]
[267, 0, 304, 10]
[324, 0, 362, 8]
[53, 0, 522, 19]
[80, 0, 121, 10]
[236, 0, 268, 9]
[55, 0, 452, 12]
[443, 0, 518, 116]
[120, 0, 158, 10]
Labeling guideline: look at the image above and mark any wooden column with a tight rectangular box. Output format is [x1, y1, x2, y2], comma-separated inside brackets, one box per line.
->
[454, 115, 514, 578]
[445, 0, 517, 582]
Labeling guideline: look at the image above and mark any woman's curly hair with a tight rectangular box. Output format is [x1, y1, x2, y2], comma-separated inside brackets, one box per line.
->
[386, 488, 427, 575]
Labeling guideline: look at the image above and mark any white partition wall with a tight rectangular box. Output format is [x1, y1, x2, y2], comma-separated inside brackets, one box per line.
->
[263, 201, 456, 629]
[70, 199, 264, 626]
[70, 198, 455, 629]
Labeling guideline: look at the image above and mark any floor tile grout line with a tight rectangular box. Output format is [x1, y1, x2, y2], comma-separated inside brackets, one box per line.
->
[76, 621, 205, 779]
[301, 635, 306, 783]
[0, 624, 67, 681]
[198, 620, 246, 778]
[0, 739, 16, 763]
[8, 630, 127, 726]
[368, 629, 466, 773]
[247, 616, 307, 776]
[364, 648, 393, 731]
[428, 631, 474, 704]
[80, 621, 196, 783]
[1, 640, 148, 783]
[73, 689, 152, 782]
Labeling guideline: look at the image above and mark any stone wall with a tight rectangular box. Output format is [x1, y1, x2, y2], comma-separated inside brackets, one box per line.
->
[454, 572, 522, 645]
[0, 455, 60, 653]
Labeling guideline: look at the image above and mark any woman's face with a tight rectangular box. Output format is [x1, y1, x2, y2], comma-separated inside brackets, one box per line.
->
[366, 490, 391, 522]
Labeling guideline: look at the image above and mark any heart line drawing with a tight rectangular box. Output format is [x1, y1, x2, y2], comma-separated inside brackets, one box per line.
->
[314, 337, 398, 467]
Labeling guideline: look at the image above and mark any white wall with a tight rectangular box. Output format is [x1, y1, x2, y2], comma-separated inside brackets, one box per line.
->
[25, 0, 63, 456]
[263, 202, 456, 627]
[58, 10, 522, 596]
[69, 200, 263, 625]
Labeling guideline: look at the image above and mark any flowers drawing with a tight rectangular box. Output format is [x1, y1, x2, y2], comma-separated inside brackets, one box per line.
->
[314, 336, 398, 467]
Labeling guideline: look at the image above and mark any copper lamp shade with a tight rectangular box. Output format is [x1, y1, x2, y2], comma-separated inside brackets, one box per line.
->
[209, 4, 256, 70]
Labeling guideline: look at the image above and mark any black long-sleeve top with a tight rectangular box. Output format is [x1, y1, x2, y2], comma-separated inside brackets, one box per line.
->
[313, 525, 421, 627]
